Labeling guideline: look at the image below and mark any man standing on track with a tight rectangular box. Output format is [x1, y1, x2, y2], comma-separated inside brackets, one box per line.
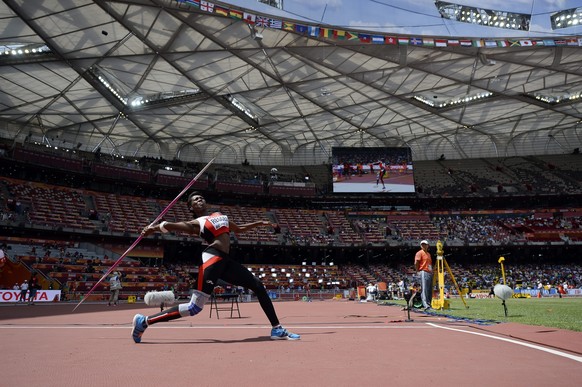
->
[18, 280, 28, 303]
[414, 240, 433, 310]
[131, 192, 300, 343]
[108, 271, 122, 306]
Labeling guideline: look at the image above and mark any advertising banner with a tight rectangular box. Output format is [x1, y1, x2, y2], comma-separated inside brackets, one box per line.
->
[0, 289, 61, 302]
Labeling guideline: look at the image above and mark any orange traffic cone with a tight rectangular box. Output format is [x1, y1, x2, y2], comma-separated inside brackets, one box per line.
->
[537, 290, 542, 298]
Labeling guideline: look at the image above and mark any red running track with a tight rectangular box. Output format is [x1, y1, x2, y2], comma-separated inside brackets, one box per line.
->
[0, 300, 581, 387]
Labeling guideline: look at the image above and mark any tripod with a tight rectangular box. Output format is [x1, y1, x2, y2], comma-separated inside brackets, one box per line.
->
[432, 241, 468, 310]
[403, 288, 419, 322]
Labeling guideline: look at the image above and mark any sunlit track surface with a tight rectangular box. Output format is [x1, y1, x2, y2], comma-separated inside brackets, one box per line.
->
[2, 301, 582, 386]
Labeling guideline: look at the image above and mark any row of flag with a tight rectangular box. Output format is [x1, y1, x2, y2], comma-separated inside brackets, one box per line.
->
[177, 1, 582, 48]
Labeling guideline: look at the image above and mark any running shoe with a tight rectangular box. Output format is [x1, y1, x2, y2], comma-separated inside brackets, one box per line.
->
[131, 314, 148, 343]
[270, 326, 300, 340]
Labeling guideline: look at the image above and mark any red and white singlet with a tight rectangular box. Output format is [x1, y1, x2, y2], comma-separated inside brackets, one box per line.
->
[196, 212, 230, 244]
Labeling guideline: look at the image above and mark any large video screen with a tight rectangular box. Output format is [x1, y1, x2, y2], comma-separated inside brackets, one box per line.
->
[331, 147, 415, 193]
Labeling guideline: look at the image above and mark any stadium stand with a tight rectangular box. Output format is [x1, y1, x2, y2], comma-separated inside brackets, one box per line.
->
[1, 144, 581, 302]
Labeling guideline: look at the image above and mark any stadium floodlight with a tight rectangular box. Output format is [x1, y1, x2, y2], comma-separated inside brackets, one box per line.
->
[128, 88, 203, 110]
[1, 43, 51, 56]
[413, 91, 494, 109]
[228, 94, 259, 121]
[551, 8, 582, 30]
[89, 66, 128, 106]
[90, 65, 203, 110]
[221, 93, 277, 128]
[435, 1, 531, 31]
[220, 94, 261, 128]
[0, 43, 53, 64]
[524, 90, 582, 105]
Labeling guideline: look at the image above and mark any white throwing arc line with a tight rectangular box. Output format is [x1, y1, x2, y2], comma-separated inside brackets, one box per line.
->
[427, 322, 582, 363]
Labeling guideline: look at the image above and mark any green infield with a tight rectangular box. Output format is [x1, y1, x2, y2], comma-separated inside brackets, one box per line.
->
[386, 297, 582, 332]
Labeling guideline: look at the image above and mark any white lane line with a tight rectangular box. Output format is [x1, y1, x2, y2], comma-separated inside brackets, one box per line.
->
[427, 322, 582, 363]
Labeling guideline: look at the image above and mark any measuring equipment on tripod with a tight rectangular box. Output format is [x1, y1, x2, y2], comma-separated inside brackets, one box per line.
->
[494, 256, 513, 317]
[431, 240, 468, 310]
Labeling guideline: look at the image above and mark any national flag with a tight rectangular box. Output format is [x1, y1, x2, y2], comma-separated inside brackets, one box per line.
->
[543, 39, 556, 46]
[447, 39, 460, 46]
[385, 36, 397, 45]
[532, 40, 544, 46]
[509, 40, 520, 47]
[320, 28, 332, 38]
[372, 35, 384, 44]
[308, 26, 320, 37]
[295, 24, 308, 34]
[229, 9, 243, 20]
[214, 6, 228, 17]
[283, 21, 294, 31]
[579, 38, 582, 47]
[359, 34, 371, 43]
[410, 37, 423, 46]
[497, 40, 509, 47]
[243, 12, 256, 24]
[519, 40, 533, 46]
[484, 40, 497, 48]
[398, 37, 409, 45]
[423, 38, 435, 46]
[269, 19, 282, 29]
[555, 40, 567, 45]
[346, 31, 359, 40]
[566, 39, 578, 46]
[255, 16, 269, 27]
[472, 39, 483, 47]
[200, 1, 214, 12]
[184, 0, 200, 7]
[460, 40, 472, 47]
[435, 39, 447, 47]
[334, 30, 346, 40]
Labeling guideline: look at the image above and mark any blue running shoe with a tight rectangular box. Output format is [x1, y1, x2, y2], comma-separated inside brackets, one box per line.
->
[270, 326, 300, 340]
[132, 314, 148, 343]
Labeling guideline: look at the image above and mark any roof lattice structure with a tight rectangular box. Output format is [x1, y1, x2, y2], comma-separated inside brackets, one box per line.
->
[1, 0, 582, 165]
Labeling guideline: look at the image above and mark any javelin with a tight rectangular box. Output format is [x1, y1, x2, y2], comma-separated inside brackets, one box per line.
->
[72, 157, 215, 311]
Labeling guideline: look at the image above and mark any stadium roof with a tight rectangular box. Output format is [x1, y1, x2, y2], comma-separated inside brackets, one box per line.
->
[1, 0, 582, 165]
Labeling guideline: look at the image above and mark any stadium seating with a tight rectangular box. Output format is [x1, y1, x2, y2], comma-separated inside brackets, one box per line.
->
[1, 145, 581, 301]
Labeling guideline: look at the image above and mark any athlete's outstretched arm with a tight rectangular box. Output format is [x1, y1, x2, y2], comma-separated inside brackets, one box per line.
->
[142, 220, 201, 236]
[230, 220, 274, 233]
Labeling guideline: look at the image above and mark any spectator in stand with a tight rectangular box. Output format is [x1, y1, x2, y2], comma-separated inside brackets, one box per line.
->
[19, 280, 28, 303]
[85, 260, 95, 274]
[414, 240, 433, 310]
[132, 192, 300, 343]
